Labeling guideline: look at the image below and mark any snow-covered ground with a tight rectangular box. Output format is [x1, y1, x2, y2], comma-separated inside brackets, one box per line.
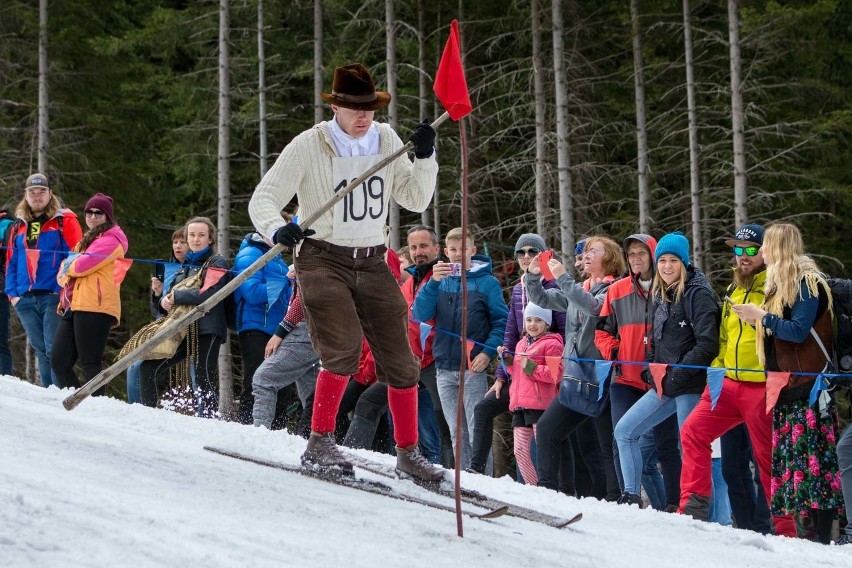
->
[2, 375, 848, 568]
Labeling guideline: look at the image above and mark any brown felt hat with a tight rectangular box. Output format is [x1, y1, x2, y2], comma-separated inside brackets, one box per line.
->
[320, 63, 391, 111]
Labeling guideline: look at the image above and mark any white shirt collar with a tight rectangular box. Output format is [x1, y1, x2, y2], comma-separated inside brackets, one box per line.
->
[328, 115, 380, 157]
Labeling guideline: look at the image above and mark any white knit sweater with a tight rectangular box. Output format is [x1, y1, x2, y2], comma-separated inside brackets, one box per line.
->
[249, 121, 438, 248]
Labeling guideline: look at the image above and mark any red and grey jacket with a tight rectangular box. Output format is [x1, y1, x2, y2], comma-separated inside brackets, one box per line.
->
[594, 234, 657, 391]
[402, 260, 437, 369]
[5, 209, 83, 298]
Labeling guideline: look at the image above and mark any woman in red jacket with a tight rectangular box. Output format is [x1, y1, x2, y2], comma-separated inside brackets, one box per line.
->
[52, 193, 128, 394]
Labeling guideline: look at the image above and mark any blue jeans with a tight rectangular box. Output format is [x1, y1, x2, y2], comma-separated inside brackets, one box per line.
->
[0, 294, 13, 375]
[610, 383, 672, 509]
[436, 368, 488, 469]
[14, 293, 60, 387]
[614, 389, 701, 495]
[721, 423, 771, 533]
[418, 385, 442, 464]
[709, 457, 732, 525]
[126, 360, 143, 403]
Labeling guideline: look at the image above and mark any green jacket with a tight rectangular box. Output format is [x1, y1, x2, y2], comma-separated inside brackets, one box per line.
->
[711, 269, 766, 382]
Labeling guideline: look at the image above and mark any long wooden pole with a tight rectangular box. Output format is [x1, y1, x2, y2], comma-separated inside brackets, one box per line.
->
[63, 112, 450, 411]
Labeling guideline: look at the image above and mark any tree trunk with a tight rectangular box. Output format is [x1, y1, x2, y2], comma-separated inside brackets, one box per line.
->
[552, 0, 574, 259]
[631, 0, 651, 234]
[386, 0, 400, 250]
[257, 0, 268, 176]
[217, 0, 233, 418]
[37, 0, 48, 173]
[532, 0, 547, 237]
[683, 0, 702, 268]
[418, 0, 432, 227]
[314, 0, 324, 125]
[728, 0, 748, 226]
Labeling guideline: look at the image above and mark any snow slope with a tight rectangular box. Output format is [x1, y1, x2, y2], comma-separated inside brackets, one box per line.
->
[1, 376, 848, 568]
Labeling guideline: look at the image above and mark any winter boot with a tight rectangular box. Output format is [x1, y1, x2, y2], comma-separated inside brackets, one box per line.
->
[616, 492, 643, 507]
[834, 534, 852, 545]
[396, 445, 445, 482]
[301, 433, 354, 476]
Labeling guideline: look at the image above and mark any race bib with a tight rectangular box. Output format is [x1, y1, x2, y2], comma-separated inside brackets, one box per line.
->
[332, 155, 388, 241]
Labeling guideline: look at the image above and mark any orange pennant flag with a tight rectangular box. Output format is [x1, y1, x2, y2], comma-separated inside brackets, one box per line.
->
[649, 363, 668, 399]
[113, 258, 133, 287]
[545, 356, 562, 382]
[765, 371, 790, 414]
[465, 339, 475, 368]
[200, 267, 229, 293]
[25, 248, 40, 283]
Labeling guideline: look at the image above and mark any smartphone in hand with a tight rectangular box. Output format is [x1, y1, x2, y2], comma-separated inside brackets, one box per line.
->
[539, 249, 554, 280]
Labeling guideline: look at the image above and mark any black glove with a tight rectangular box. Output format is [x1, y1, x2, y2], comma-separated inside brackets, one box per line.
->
[641, 368, 654, 386]
[409, 118, 436, 159]
[272, 222, 315, 249]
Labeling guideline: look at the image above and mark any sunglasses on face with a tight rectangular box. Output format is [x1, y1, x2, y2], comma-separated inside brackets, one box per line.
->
[515, 248, 540, 258]
[85, 209, 105, 218]
[733, 245, 759, 257]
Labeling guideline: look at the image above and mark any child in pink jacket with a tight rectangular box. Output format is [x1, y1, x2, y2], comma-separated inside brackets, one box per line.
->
[498, 303, 564, 486]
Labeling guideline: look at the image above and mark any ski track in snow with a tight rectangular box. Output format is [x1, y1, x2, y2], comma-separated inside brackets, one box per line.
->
[2, 376, 850, 568]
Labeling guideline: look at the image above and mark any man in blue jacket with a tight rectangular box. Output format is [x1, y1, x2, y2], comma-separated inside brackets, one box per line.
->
[233, 232, 292, 424]
[413, 227, 508, 469]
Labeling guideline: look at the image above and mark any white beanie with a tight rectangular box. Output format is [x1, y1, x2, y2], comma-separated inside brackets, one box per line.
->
[523, 302, 552, 326]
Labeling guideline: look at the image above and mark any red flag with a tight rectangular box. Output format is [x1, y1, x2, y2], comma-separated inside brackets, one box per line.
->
[113, 258, 133, 287]
[25, 249, 40, 283]
[765, 371, 790, 414]
[545, 356, 562, 382]
[200, 267, 229, 293]
[433, 20, 472, 121]
[649, 363, 668, 399]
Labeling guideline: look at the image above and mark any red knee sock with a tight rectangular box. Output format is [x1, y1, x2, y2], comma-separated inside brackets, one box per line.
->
[310, 370, 350, 434]
[388, 385, 418, 449]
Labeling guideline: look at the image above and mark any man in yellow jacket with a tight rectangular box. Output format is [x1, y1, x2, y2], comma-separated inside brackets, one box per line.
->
[678, 224, 796, 537]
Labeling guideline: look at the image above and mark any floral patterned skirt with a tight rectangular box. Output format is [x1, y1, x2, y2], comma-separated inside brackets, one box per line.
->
[769, 398, 844, 517]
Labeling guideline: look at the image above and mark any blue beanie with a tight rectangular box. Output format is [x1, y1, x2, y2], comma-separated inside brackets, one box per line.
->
[655, 232, 691, 266]
[574, 240, 586, 256]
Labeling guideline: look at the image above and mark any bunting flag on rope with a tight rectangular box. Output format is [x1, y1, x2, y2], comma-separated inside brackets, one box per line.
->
[499, 351, 510, 376]
[707, 367, 726, 410]
[57, 252, 79, 280]
[266, 277, 288, 309]
[765, 371, 791, 414]
[419, 322, 433, 354]
[545, 356, 562, 382]
[200, 267, 229, 293]
[113, 258, 133, 287]
[162, 262, 181, 294]
[25, 248, 40, 283]
[433, 20, 472, 121]
[649, 363, 669, 399]
[465, 339, 475, 369]
[596, 360, 614, 401]
[808, 373, 828, 406]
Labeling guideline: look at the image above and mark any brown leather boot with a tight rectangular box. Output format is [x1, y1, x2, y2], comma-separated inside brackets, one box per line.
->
[301, 433, 354, 476]
[396, 445, 445, 482]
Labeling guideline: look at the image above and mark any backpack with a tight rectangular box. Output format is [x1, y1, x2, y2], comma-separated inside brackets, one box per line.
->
[826, 278, 852, 374]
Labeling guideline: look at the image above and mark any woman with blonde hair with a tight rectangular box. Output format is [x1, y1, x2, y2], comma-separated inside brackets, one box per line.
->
[526, 235, 626, 498]
[731, 223, 843, 544]
[613, 232, 719, 507]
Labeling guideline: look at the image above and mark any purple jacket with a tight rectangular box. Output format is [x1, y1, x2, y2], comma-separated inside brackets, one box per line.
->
[496, 277, 567, 380]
